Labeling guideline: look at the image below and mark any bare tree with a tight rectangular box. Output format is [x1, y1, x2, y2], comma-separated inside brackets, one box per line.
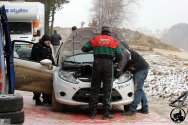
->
[26, 0, 69, 34]
[90, 0, 138, 28]
[48, 0, 69, 34]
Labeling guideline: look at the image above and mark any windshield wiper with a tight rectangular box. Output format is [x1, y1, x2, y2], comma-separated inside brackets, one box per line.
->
[82, 62, 93, 64]
[63, 60, 82, 64]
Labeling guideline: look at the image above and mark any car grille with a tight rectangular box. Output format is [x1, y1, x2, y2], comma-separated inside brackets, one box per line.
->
[72, 88, 122, 103]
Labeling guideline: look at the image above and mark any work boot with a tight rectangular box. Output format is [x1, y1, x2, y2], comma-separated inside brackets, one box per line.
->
[102, 113, 114, 120]
[43, 94, 52, 106]
[89, 109, 97, 119]
[89, 112, 97, 119]
[35, 99, 43, 106]
[122, 110, 136, 116]
[43, 99, 52, 106]
[137, 108, 149, 114]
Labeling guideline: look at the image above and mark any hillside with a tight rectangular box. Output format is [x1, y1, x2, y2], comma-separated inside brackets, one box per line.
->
[162, 23, 188, 50]
[121, 29, 179, 51]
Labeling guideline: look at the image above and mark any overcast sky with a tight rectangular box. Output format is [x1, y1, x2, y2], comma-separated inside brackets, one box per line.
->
[54, 0, 188, 32]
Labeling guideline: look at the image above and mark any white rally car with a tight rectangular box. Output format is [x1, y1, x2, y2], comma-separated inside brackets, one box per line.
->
[13, 27, 134, 111]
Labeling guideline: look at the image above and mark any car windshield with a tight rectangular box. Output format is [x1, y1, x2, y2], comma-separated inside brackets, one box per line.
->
[9, 22, 32, 34]
[57, 27, 126, 65]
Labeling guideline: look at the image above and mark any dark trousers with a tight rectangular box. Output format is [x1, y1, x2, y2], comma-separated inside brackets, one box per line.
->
[33, 92, 50, 102]
[89, 58, 113, 113]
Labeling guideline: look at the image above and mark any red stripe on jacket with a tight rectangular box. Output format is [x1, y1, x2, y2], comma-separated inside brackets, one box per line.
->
[90, 35, 120, 48]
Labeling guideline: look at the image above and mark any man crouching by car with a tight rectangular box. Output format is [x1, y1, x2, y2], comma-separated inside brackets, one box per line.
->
[82, 26, 123, 120]
[122, 49, 149, 116]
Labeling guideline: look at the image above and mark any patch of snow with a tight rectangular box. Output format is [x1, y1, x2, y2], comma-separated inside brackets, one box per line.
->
[141, 51, 188, 102]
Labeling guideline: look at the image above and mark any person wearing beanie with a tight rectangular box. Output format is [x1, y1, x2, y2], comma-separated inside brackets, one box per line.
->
[114, 42, 131, 79]
[82, 26, 123, 120]
[30, 34, 55, 106]
[51, 30, 62, 54]
[122, 49, 149, 116]
[71, 26, 77, 31]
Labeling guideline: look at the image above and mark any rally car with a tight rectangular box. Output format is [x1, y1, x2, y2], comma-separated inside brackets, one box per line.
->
[13, 27, 134, 111]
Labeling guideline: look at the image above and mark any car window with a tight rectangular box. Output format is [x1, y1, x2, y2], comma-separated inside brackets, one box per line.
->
[13, 41, 33, 61]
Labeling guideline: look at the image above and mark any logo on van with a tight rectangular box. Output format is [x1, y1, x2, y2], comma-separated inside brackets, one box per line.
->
[5, 8, 28, 14]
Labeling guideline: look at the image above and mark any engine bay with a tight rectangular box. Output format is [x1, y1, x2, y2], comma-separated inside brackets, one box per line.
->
[62, 61, 93, 82]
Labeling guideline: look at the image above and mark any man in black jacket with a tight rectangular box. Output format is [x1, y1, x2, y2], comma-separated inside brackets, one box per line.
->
[51, 30, 62, 54]
[30, 34, 55, 106]
[114, 42, 131, 78]
[123, 49, 149, 115]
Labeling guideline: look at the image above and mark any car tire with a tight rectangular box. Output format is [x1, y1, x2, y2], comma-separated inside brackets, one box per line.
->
[52, 91, 65, 112]
[124, 104, 131, 111]
[0, 110, 24, 124]
[0, 94, 23, 113]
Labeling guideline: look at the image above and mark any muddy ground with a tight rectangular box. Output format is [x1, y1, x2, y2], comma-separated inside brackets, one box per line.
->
[15, 46, 188, 124]
[148, 96, 187, 125]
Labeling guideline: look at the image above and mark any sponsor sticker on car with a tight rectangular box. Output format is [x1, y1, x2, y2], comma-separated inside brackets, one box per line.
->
[118, 83, 130, 89]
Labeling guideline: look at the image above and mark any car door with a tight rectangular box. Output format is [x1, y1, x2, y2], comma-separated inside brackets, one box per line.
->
[13, 40, 53, 94]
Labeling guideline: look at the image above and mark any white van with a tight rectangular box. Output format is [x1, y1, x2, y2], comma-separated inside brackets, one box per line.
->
[0, 1, 45, 43]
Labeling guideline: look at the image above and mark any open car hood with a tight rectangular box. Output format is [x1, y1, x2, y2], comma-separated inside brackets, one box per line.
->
[58, 27, 127, 65]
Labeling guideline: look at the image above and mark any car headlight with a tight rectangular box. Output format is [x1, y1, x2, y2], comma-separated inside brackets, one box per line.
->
[116, 72, 132, 84]
[58, 70, 78, 84]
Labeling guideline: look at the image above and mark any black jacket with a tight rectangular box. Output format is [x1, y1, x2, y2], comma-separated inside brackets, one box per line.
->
[30, 42, 55, 65]
[114, 46, 130, 78]
[51, 33, 62, 46]
[125, 49, 149, 74]
[115, 46, 130, 73]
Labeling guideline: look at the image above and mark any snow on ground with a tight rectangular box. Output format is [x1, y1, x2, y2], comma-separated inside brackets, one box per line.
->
[140, 50, 188, 102]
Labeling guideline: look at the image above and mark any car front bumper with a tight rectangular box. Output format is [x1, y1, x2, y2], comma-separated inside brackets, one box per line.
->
[53, 71, 134, 106]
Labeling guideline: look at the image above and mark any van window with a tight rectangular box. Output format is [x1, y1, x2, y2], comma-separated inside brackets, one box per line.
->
[9, 22, 32, 34]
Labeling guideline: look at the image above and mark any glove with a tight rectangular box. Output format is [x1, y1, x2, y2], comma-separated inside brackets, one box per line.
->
[114, 69, 122, 79]
[128, 66, 136, 74]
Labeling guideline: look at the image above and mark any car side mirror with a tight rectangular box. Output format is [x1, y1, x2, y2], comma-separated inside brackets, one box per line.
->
[40, 59, 53, 70]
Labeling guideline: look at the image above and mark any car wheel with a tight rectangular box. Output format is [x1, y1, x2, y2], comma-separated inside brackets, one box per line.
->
[0, 94, 23, 113]
[0, 110, 24, 124]
[124, 104, 131, 111]
[52, 91, 65, 112]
